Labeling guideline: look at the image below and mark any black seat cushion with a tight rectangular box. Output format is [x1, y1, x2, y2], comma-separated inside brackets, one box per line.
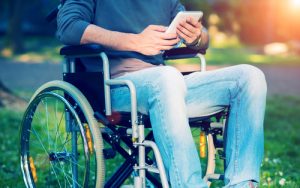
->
[97, 111, 224, 128]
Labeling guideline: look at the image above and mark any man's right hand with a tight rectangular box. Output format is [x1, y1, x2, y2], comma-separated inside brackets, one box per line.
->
[81, 24, 180, 55]
[133, 25, 180, 56]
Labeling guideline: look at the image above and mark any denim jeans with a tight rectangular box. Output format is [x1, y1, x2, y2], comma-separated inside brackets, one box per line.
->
[111, 64, 267, 188]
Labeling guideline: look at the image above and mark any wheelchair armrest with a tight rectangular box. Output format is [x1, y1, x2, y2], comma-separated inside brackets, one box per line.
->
[60, 44, 155, 61]
[60, 44, 207, 71]
[60, 45, 206, 60]
[60, 44, 107, 57]
[163, 47, 206, 60]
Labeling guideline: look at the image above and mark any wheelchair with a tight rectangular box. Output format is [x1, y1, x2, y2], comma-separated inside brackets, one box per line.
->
[19, 43, 227, 188]
[19, 1, 229, 187]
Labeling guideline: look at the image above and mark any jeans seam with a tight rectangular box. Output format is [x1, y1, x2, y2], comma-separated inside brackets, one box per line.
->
[232, 78, 242, 182]
[148, 82, 182, 187]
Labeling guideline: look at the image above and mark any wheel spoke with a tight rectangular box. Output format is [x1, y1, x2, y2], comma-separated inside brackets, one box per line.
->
[30, 128, 63, 187]
[48, 161, 63, 188]
[44, 98, 51, 151]
[53, 164, 84, 188]
[55, 158, 73, 187]
[20, 87, 102, 187]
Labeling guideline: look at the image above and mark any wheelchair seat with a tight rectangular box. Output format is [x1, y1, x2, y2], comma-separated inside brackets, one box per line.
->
[62, 54, 225, 129]
[94, 110, 224, 128]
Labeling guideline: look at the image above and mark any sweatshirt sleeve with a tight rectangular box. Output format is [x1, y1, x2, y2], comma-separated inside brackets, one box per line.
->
[170, 0, 185, 21]
[56, 0, 95, 45]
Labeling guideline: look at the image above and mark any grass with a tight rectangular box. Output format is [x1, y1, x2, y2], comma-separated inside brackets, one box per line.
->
[0, 95, 300, 187]
[261, 95, 300, 187]
[168, 46, 300, 66]
[0, 109, 25, 187]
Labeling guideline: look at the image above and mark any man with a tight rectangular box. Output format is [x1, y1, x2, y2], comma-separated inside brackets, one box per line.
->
[57, 0, 266, 187]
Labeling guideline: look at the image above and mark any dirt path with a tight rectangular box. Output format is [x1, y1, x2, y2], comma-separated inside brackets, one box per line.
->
[0, 60, 61, 92]
[1, 60, 300, 96]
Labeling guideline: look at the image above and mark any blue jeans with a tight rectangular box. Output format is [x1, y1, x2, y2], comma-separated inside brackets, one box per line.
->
[111, 64, 267, 188]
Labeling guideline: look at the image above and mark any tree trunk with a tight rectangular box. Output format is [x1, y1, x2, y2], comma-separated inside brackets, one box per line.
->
[6, 0, 25, 54]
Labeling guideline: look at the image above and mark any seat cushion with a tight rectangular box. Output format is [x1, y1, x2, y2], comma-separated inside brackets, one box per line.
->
[101, 111, 225, 128]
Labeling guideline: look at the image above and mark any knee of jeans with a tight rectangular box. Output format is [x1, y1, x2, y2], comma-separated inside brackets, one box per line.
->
[238, 64, 267, 96]
[151, 66, 187, 96]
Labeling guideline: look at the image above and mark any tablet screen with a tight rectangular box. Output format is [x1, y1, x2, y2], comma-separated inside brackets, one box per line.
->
[166, 11, 203, 34]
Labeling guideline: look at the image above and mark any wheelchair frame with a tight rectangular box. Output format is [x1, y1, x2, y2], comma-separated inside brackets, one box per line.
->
[20, 45, 226, 188]
[62, 45, 226, 187]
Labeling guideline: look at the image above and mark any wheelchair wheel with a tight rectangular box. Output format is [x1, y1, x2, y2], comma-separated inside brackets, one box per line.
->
[20, 80, 104, 188]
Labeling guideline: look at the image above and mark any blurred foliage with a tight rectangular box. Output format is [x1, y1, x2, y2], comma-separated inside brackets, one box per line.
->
[0, 0, 59, 54]
[168, 46, 300, 66]
[0, 36, 63, 64]
[1, 0, 25, 53]
[2, 34, 300, 65]
[1, 0, 300, 59]
[181, 0, 212, 26]
[236, 0, 300, 44]
[182, 0, 300, 44]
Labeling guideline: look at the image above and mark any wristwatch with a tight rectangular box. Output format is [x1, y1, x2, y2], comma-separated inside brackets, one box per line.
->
[186, 36, 202, 48]
[192, 37, 202, 48]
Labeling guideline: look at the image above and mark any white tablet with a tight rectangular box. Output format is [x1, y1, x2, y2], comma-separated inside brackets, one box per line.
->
[166, 11, 203, 34]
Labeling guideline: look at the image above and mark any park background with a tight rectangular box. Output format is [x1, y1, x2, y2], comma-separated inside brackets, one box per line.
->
[0, 0, 300, 187]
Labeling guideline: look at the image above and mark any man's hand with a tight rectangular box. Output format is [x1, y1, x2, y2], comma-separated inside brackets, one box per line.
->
[133, 25, 180, 56]
[176, 17, 202, 45]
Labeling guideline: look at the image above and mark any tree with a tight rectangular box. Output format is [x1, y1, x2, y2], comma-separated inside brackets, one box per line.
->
[1, 0, 25, 54]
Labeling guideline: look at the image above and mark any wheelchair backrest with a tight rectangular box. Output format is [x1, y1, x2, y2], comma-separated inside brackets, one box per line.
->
[63, 57, 106, 114]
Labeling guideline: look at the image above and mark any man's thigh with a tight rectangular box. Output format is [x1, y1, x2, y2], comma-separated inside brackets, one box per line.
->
[111, 66, 185, 114]
[111, 65, 245, 117]
[184, 65, 245, 118]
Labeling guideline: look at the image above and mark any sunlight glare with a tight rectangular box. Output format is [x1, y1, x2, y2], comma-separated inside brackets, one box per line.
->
[291, 0, 300, 7]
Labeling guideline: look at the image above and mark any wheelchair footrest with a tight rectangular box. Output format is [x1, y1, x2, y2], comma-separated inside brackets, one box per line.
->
[205, 174, 224, 181]
[133, 164, 160, 174]
[146, 165, 160, 174]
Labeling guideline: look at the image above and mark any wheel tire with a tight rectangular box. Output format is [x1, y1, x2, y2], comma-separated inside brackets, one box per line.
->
[20, 80, 105, 187]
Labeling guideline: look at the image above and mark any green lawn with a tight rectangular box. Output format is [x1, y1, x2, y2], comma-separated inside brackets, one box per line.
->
[0, 109, 24, 187]
[261, 96, 300, 187]
[168, 46, 300, 66]
[0, 95, 299, 187]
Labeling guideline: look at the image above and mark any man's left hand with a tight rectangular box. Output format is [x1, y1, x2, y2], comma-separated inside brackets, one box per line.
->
[176, 17, 202, 45]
